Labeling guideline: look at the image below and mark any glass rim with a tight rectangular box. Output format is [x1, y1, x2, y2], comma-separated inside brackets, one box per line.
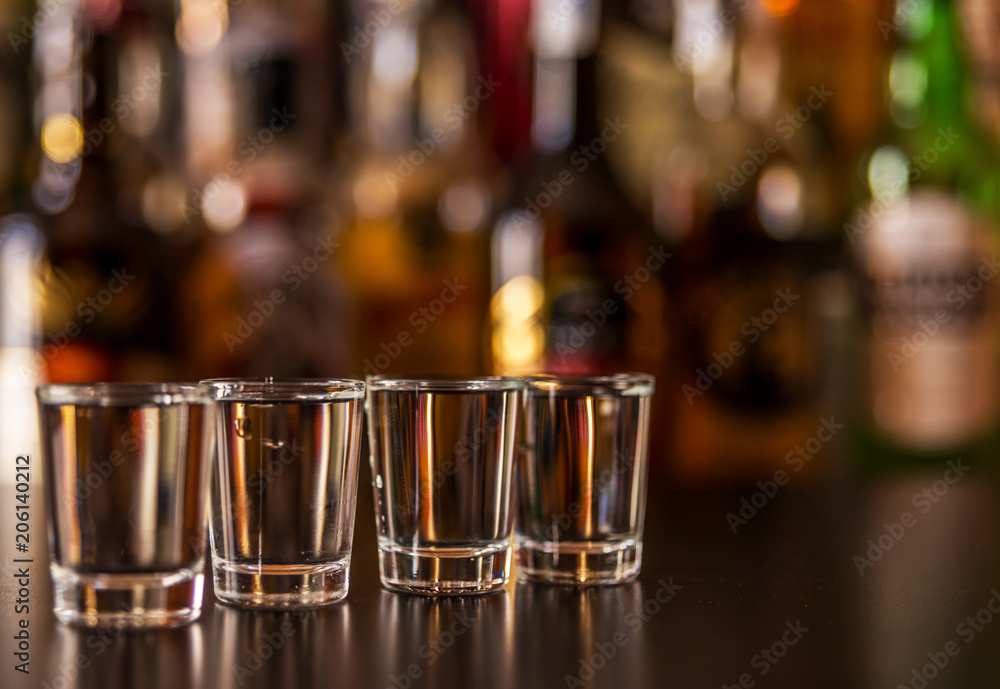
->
[200, 377, 365, 401]
[365, 375, 523, 392]
[520, 372, 655, 395]
[36, 382, 212, 406]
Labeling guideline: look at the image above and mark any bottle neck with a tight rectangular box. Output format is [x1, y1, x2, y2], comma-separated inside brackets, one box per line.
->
[530, 0, 603, 153]
[888, 0, 970, 130]
[531, 53, 601, 153]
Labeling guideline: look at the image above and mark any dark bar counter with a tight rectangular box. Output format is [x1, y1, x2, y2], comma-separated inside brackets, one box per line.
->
[4, 466, 1000, 689]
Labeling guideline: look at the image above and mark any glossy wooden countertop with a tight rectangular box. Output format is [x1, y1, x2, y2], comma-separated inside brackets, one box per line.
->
[3, 466, 1000, 689]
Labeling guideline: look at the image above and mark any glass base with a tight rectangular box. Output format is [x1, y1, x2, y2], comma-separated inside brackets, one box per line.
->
[212, 558, 350, 609]
[378, 542, 510, 595]
[516, 538, 641, 586]
[51, 564, 204, 628]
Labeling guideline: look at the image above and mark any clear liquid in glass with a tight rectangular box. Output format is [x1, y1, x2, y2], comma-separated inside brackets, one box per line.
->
[40, 401, 213, 627]
[211, 398, 363, 607]
[515, 389, 651, 584]
[368, 388, 519, 594]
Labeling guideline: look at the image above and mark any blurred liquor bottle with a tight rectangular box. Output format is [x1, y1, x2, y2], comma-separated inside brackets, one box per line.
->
[467, 0, 532, 164]
[0, 0, 46, 464]
[31, 0, 188, 382]
[851, 0, 1000, 473]
[488, 0, 667, 378]
[956, 0, 1000, 144]
[178, 0, 354, 378]
[646, 0, 844, 482]
[337, 0, 494, 377]
[782, 0, 890, 173]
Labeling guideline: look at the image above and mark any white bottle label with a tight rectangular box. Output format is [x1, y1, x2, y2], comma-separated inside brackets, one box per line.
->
[863, 191, 999, 449]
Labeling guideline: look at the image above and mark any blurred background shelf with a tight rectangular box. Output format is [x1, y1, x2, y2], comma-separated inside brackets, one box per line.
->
[6, 0, 1000, 684]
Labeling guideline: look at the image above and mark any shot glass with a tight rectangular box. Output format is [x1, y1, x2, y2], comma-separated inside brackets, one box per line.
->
[514, 373, 654, 585]
[366, 376, 522, 595]
[37, 383, 215, 628]
[202, 378, 364, 608]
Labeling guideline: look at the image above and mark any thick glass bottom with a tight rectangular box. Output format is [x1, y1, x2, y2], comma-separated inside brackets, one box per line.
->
[51, 564, 204, 628]
[516, 537, 641, 586]
[378, 542, 511, 595]
[212, 558, 350, 609]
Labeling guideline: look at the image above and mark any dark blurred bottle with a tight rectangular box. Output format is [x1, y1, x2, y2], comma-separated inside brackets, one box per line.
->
[658, 0, 844, 481]
[488, 0, 667, 377]
[337, 0, 494, 377]
[31, 0, 187, 381]
[178, 0, 354, 378]
[851, 0, 1000, 473]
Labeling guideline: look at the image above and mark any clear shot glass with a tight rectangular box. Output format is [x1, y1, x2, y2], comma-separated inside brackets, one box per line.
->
[201, 378, 365, 608]
[514, 373, 655, 585]
[37, 383, 215, 628]
[366, 376, 522, 595]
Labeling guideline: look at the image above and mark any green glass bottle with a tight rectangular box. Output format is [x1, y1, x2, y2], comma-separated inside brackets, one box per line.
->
[851, 0, 1000, 473]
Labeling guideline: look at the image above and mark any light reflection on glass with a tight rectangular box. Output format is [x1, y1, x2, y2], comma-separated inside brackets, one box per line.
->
[118, 39, 162, 138]
[176, 0, 229, 57]
[41, 113, 85, 164]
[491, 212, 545, 373]
[368, 14, 419, 151]
[142, 174, 189, 234]
[202, 180, 248, 233]
[532, 57, 576, 152]
[889, 51, 928, 128]
[438, 183, 488, 235]
[757, 164, 803, 240]
[182, 43, 234, 181]
[867, 145, 909, 200]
